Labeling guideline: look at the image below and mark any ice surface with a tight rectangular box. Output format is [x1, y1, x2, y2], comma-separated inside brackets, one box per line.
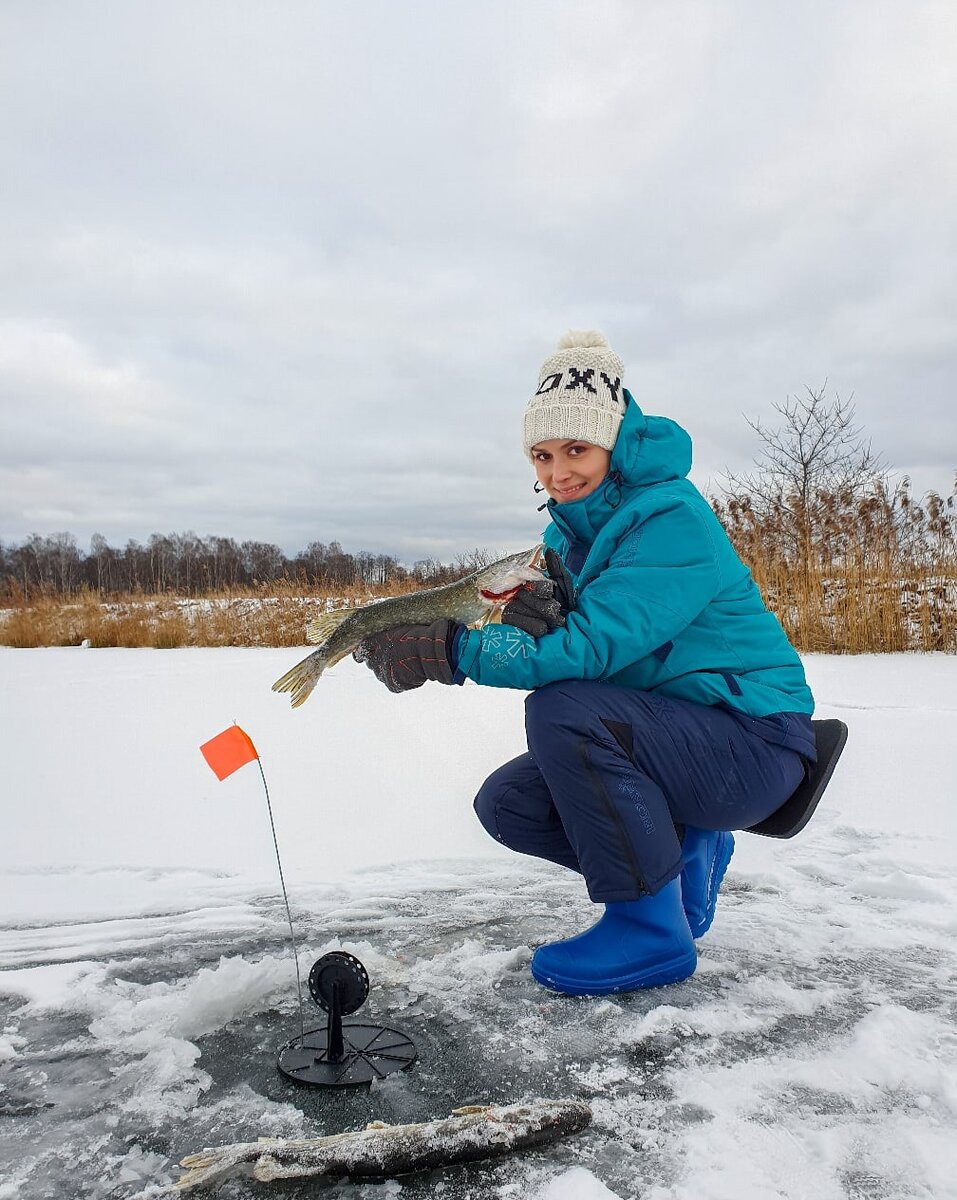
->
[1, 649, 956, 1198]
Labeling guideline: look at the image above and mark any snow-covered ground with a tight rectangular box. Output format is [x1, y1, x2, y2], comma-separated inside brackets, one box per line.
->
[1, 648, 956, 1199]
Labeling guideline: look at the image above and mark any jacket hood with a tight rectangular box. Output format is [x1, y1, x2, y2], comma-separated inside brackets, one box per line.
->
[546, 391, 693, 545]
[611, 391, 692, 486]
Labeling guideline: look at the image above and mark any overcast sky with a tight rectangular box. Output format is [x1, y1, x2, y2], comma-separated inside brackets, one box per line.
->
[1, 1, 955, 561]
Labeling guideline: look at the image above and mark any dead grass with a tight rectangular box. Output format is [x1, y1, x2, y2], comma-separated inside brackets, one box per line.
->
[0, 579, 428, 650]
[714, 478, 957, 654]
[0, 593, 191, 649]
[750, 560, 957, 653]
[2, 561, 955, 652]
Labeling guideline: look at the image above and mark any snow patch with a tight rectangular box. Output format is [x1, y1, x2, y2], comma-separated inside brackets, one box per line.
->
[534, 1166, 625, 1198]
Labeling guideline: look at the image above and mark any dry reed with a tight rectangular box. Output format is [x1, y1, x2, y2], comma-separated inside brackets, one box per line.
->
[3, 483, 955, 653]
[3, 560, 954, 653]
[0, 577, 427, 650]
[715, 476, 957, 654]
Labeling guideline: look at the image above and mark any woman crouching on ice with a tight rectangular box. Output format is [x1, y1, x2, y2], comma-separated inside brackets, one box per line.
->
[355, 330, 816, 997]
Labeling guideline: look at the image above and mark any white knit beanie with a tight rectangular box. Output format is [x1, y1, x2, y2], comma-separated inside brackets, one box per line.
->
[522, 330, 626, 457]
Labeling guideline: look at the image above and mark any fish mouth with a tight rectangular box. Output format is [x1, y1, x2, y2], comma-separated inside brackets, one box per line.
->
[474, 545, 544, 607]
[479, 585, 523, 604]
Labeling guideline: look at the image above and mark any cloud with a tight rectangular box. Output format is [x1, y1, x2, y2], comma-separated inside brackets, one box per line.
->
[1, 0, 955, 559]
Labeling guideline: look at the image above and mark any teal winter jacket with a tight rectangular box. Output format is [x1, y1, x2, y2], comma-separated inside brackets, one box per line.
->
[456, 393, 814, 726]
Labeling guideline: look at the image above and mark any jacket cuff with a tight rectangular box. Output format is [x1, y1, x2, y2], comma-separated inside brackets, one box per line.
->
[450, 623, 468, 685]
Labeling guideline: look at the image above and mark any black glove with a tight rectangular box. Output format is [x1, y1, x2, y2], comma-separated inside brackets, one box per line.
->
[353, 619, 460, 693]
[500, 580, 564, 637]
[500, 549, 576, 638]
[544, 547, 576, 614]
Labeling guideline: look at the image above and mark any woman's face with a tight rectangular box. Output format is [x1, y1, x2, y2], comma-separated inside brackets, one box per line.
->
[531, 439, 612, 504]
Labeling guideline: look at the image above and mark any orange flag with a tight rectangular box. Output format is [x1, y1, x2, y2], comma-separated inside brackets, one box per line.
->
[200, 725, 260, 781]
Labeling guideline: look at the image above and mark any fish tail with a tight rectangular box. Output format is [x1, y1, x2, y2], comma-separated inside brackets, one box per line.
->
[271, 652, 325, 708]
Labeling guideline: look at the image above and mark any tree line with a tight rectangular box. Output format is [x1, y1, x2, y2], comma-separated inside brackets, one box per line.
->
[0, 531, 488, 600]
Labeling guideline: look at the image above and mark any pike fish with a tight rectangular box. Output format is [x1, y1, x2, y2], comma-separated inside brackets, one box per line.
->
[174, 1099, 592, 1192]
[272, 545, 543, 707]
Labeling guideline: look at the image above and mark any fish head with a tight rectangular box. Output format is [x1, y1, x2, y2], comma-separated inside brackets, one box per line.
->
[475, 545, 545, 608]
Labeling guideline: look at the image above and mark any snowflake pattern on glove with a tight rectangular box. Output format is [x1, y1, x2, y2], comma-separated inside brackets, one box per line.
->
[483, 625, 533, 668]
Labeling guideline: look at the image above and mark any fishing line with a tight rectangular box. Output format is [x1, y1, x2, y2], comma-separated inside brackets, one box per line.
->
[256, 757, 306, 1047]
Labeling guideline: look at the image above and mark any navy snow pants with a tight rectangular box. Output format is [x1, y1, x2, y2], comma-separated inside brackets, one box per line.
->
[473, 682, 807, 902]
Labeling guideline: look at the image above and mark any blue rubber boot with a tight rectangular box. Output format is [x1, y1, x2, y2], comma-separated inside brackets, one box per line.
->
[530, 879, 697, 996]
[680, 828, 735, 938]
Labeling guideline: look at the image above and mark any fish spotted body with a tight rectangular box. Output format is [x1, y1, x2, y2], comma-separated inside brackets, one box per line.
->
[272, 546, 543, 707]
[175, 1099, 592, 1191]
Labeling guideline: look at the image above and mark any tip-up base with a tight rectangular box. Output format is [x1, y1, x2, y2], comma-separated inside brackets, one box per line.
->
[277, 1022, 418, 1086]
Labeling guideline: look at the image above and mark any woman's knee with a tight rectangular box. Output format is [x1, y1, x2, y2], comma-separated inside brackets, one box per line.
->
[473, 754, 538, 838]
[472, 775, 499, 837]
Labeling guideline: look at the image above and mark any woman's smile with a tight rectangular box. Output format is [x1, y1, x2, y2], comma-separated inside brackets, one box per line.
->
[531, 439, 612, 504]
[556, 482, 586, 498]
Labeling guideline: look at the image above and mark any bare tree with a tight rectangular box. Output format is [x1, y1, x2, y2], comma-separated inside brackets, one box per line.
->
[241, 540, 286, 584]
[90, 533, 115, 594]
[722, 383, 884, 565]
[0, 531, 497, 598]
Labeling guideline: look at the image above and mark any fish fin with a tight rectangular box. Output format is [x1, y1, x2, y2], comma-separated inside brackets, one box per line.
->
[272, 653, 325, 708]
[306, 608, 352, 646]
[473, 608, 501, 628]
[325, 646, 354, 668]
[178, 1152, 218, 1168]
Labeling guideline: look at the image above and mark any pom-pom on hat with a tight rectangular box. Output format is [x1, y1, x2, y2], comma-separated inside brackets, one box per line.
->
[522, 330, 626, 457]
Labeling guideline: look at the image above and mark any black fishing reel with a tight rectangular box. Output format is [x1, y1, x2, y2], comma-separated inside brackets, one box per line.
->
[277, 951, 417, 1087]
